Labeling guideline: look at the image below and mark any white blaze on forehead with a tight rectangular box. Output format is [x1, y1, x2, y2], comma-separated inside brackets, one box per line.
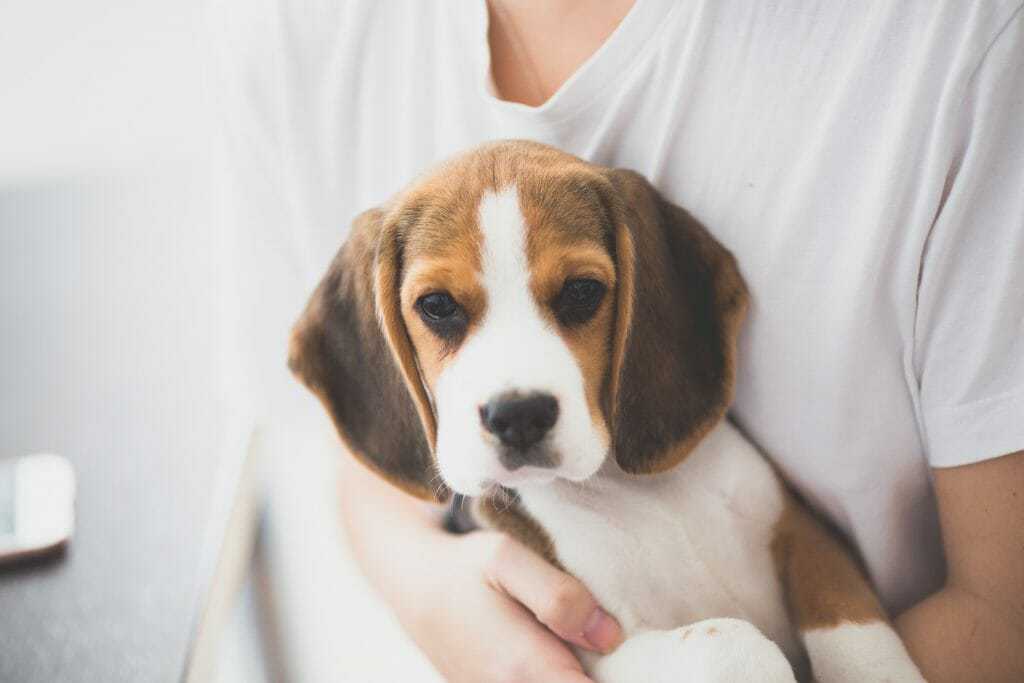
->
[432, 185, 609, 495]
[478, 187, 533, 303]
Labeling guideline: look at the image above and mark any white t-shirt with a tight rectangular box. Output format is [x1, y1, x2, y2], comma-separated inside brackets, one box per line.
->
[216, 0, 1024, 614]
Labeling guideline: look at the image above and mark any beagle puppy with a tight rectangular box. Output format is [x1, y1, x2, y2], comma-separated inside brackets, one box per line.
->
[289, 141, 925, 682]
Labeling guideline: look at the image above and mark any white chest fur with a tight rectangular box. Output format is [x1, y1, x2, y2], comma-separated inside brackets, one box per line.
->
[517, 421, 801, 661]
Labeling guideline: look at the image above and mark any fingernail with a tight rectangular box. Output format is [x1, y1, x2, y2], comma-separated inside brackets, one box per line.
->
[582, 608, 622, 653]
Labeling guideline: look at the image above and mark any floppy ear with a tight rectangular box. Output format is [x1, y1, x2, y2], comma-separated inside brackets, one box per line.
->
[604, 170, 749, 474]
[288, 208, 448, 502]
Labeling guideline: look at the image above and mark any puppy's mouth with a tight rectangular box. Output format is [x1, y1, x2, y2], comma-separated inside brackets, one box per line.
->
[496, 444, 559, 472]
[483, 444, 604, 491]
[475, 428, 564, 489]
[484, 466, 560, 491]
[438, 427, 610, 496]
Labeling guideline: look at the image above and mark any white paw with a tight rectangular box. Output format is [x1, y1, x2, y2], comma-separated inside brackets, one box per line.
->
[804, 621, 926, 682]
[673, 619, 797, 682]
[588, 618, 796, 683]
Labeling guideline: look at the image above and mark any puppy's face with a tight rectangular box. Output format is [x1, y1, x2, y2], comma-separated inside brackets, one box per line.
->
[400, 183, 616, 495]
[289, 141, 748, 503]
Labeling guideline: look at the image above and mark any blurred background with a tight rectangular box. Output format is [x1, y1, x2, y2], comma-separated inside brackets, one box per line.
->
[0, 2, 440, 681]
[0, 0, 243, 680]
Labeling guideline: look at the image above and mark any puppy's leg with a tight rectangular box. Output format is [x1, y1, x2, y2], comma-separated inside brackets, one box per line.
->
[773, 503, 925, 682]
[584, 619, 795, 683]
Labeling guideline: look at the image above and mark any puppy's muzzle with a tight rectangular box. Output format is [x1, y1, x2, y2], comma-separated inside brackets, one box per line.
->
[479, 391, 559, 469]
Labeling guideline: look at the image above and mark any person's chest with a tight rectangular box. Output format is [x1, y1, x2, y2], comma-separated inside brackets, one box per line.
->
[311, 0, 986, 608]
[331, 0, 955, 486]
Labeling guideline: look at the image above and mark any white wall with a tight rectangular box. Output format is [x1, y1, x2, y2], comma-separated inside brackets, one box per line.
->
[0, 0, 219, 469]
[0, 0, 221, 498]
[0, 0, 212, 182]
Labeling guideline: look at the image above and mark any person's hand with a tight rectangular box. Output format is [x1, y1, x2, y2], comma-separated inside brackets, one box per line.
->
[401, 530, 624, 683]
[337, 455, 623, 682]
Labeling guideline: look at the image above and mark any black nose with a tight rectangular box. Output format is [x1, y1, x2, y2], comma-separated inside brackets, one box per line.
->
[479, 392, 559, 453]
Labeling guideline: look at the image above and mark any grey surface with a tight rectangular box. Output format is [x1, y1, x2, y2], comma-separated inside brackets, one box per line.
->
[0, 172, 229, 682]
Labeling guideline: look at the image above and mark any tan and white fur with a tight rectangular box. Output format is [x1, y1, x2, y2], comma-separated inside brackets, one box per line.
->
[289, 141, 926, 682]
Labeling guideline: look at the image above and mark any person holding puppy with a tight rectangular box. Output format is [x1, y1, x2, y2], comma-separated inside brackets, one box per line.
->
[217, 1, 1024, 680]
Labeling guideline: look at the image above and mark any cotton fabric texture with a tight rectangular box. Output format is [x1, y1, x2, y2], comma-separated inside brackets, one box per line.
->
[216, 0, 1024, 614]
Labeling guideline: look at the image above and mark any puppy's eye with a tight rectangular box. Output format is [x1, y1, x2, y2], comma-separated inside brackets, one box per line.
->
[554, 278, 606, 325]
[417, 292, 460, 321]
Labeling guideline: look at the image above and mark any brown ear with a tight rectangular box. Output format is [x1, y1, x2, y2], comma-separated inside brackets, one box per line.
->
[604, 170, 749, 474]
[288, 208, 448, 502]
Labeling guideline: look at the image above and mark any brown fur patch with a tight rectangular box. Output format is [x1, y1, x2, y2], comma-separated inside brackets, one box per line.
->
[376, 228, 439, 449]
[517, 163, 620, 439]
[772, 498, 889, 631]
[401, 257, 487, 384]
[289, 209, 444, 501]
[394, 175, 489, 386]
[474, 490, 563, 570]
[600, 169, 750, 474]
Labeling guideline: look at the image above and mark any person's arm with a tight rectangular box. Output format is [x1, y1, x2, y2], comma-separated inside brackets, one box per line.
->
[896, 451, 1024, 681]
[899, 13, 1024, 679]
[336, 453, 623, 683]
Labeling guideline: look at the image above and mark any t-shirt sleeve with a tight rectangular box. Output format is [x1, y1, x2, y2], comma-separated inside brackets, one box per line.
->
[914, 9, 1024, 468]
[213, 0, 331, 429]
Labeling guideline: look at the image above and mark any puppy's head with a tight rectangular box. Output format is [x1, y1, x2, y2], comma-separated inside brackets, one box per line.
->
[289, 141, 747, 501]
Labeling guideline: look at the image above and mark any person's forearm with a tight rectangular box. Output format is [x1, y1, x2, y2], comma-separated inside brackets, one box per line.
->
[897, 585, 1024, 682]
[336, 453, 448, 609]
[337, 450, 442, 536]
[900, 453, 1024, 681]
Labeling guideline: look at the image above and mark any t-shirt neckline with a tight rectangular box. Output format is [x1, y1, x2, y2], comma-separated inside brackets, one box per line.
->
[465, 0, 677, 125]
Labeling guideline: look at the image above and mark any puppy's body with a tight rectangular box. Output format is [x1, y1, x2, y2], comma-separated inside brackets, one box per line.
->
[290, 141, 926, 682]
[516, 421, 799, 660]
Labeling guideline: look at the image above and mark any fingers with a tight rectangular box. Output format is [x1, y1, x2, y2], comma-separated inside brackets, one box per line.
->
[552, 671, 598, 683]
[550, 672, 598, 683]
[470, 579, 598, 683]
[483, 536, 623, 653]
[499, 604, 599, 683]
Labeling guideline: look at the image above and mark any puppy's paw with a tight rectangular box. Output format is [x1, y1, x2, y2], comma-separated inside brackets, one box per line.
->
[674, 618, 796, 682]
[587, 618, 796, 683]
[803, 621, 926, 682]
